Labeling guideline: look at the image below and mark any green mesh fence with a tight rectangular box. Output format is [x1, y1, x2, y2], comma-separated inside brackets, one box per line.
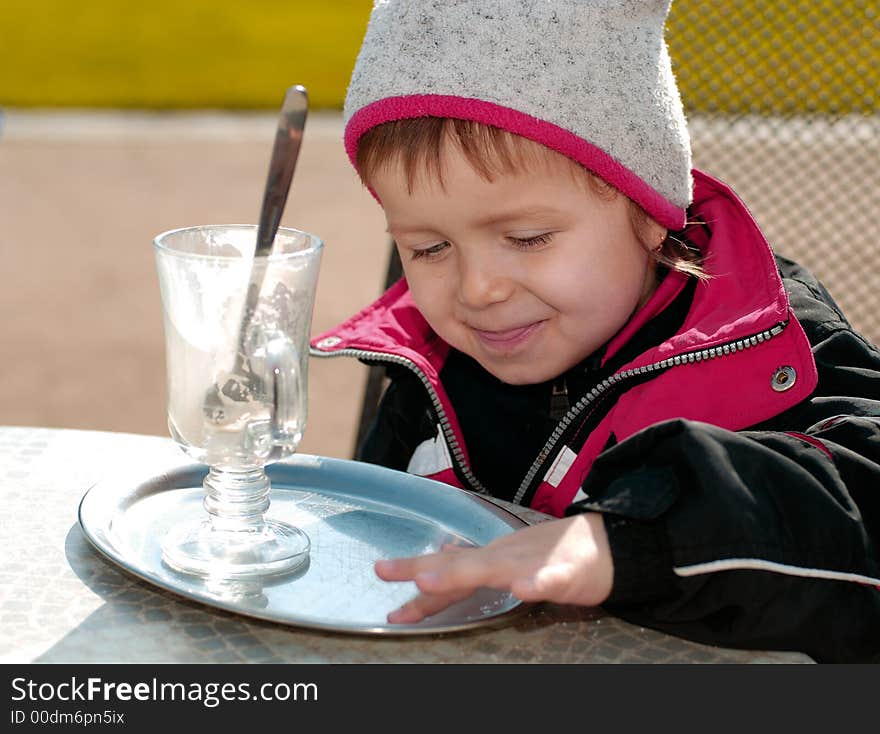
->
[666, 1, 880, 346]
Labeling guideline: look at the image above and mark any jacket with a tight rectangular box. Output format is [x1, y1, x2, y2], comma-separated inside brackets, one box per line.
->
[310, 169, 880, 662]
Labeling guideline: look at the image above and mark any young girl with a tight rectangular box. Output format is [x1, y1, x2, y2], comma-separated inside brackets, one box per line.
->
[311, 0, 880, 662]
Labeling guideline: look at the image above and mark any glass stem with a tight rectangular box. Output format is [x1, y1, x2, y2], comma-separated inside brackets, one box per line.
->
[202, 466, 271, 533]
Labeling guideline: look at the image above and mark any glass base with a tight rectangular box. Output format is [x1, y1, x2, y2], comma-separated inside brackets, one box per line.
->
[161, 518, 310, 579]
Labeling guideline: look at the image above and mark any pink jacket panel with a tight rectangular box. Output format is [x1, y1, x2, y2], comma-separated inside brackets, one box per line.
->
[311, 170, 818, 514]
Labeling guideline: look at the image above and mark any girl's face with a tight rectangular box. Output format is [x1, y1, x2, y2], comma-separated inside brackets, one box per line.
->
[371, 141, 662, 385]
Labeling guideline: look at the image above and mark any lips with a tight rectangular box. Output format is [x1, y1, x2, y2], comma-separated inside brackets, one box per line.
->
[472, 320, 546, 351]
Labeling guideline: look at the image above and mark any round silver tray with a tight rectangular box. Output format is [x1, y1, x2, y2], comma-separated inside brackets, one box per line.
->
[78, 454, 528, 634]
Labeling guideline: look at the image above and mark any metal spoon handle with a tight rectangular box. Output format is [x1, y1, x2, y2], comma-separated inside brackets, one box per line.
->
[202, 85, 309, 424]
[227, 86, 307, 385]
[255, 85, 309, 256]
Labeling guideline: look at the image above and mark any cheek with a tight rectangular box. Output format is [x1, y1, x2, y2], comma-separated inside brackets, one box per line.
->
[535, 240, 649, 316]
[402, 264, 451, 322]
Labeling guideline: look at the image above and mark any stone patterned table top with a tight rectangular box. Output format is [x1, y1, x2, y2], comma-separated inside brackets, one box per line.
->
[0, 427, 812, 663]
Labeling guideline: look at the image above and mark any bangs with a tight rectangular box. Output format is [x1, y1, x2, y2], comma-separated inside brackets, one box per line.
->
[355, 117, 587, 193]
[354, 117, 706, 280]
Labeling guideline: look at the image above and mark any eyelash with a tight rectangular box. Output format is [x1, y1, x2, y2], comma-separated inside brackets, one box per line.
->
[409, 233, 554, 261]
[510, 233, 554, 249]
[409, 242, 449, 261]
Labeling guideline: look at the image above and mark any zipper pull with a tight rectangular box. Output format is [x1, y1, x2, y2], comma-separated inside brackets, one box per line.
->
[549, 378, 569, 420]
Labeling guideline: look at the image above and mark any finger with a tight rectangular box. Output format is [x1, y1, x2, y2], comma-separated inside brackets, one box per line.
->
[440, 542, 471, 552]
[411, 549, 497, 594]
[374, 544, 474, 582]
[387, 588, 475, 624]
[374, 555, 430, 581]
[510, 575, 542, 602]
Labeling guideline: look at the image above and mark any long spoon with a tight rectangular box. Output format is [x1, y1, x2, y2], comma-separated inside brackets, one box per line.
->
[204, 85, 309, 423]
[254, 84, 309, 257]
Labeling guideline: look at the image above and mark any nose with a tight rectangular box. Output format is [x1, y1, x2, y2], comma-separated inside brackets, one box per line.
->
[456, 249, 513, 308]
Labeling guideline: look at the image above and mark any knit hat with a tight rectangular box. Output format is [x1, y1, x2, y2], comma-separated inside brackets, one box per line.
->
[344, 0, 692, 230]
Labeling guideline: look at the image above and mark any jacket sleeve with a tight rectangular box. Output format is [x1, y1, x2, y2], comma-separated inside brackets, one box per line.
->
[567, 262, 880, 663]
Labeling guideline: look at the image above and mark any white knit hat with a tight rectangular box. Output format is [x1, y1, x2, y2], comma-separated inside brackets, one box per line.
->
[344, 0, 692, 229]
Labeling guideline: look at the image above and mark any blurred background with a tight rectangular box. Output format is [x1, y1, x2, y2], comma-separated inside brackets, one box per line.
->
[1, 1, 878, 459]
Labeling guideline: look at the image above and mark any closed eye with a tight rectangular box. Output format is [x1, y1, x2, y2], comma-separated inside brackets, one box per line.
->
[509, 233, 554, 249]
[409, 241, 450, 261]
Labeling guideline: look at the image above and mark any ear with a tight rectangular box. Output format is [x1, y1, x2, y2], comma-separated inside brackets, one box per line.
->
[630, 201, 668, 252]
[643, 214, 668, 250]
[653, 223, 669, 252]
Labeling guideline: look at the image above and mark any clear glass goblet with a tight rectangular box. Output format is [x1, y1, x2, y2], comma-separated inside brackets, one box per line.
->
[153, 224, 322, 579]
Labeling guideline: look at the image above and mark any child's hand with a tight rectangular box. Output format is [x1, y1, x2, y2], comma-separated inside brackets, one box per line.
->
[374, 513, 614, 623]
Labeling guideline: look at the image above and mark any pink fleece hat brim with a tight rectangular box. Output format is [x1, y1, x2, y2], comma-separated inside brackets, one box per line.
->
[345, 95, 687, 231]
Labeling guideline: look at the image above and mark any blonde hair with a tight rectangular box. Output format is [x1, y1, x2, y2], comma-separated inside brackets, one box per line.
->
[356, 117, 706, 280]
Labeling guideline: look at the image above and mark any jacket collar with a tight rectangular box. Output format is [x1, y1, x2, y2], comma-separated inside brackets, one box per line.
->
[312, 169, 820, 508]
[601, 169, 794, 371]
[312, 170, 797, 371]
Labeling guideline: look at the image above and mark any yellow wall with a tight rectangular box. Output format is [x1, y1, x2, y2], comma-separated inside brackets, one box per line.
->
[668, 1, 877, 114]
[0, 1, 875, 113]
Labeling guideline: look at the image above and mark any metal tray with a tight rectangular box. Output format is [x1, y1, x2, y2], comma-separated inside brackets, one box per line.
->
[78, 454, 528, 634]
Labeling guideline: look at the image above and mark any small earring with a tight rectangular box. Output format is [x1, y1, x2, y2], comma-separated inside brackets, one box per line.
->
[655, 231, 667, 252]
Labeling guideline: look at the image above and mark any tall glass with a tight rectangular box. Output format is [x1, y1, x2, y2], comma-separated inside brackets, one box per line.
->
[153, 224, 322, 579]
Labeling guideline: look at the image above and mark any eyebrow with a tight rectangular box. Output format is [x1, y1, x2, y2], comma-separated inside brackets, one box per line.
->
[386, 205, 562, 234]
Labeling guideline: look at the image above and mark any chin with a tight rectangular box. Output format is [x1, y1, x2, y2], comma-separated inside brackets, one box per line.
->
[480, 360, 560, 386]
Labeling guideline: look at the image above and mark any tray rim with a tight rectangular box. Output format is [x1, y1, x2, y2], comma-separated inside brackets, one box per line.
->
[78, 453, 533, 636]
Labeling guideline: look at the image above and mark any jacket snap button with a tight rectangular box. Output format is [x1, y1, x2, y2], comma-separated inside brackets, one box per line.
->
[771, 366, 797, 392]
[316, 336, 342, 349]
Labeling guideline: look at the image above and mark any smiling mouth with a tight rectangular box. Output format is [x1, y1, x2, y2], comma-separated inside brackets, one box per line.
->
[472, 321, 546, 350]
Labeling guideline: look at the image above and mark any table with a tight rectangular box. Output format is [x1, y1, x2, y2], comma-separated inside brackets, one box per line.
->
[0, 426, 812, 663]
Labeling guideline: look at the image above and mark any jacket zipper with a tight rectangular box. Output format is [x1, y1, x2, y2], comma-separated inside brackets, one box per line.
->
[511, 320, 788, 504]
[311, 320, 787, 503]
[308, 346, 492, 494]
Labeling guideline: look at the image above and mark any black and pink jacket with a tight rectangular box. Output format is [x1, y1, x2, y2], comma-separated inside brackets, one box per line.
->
[311, 170, 880, 662]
